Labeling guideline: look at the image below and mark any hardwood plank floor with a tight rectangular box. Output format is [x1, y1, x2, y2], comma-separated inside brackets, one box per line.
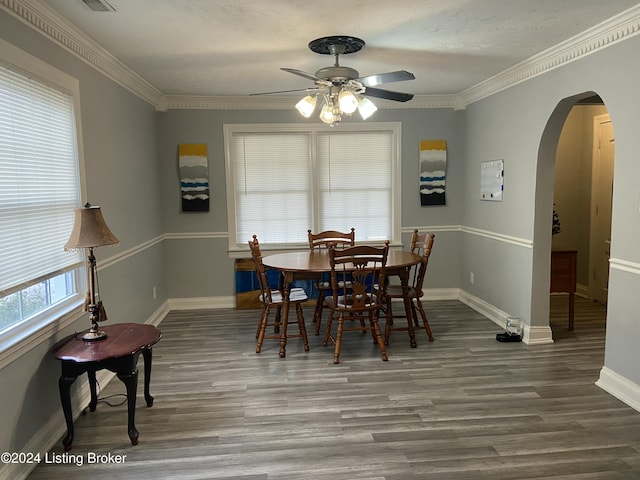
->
[27, 297, 640, 479]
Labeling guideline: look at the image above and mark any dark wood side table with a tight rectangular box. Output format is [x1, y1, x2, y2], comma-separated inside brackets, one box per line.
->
[52, 323, 162, 450]
[550, 250, 578, 331]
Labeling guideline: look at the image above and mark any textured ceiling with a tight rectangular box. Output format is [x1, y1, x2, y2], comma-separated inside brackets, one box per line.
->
[41, 0, 639, 98]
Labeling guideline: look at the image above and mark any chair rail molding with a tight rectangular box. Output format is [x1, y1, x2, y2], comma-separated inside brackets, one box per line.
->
[164, 231, 228, 240]
[462, 226, 533, 249]
[406, 225, 532, 249]
[609, 258, 640, 276]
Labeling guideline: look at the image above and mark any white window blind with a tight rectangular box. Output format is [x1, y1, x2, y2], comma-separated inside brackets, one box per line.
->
[0, 64, 82, 297]
[226, 124, 400, 251]
[317, 132, 393, 241]
[231, 132, 312, 244]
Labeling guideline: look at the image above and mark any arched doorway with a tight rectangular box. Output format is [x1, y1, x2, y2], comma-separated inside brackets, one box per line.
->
[550, 97, 612, 338]
[530, 91, 614, 343]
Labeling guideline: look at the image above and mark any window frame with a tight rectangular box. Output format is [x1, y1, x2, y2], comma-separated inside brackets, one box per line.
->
[224, 122, 402, 255]
[0, 38, 87, 360]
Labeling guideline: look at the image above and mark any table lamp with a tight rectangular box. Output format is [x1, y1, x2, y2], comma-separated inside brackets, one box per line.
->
[64, 203, 119, 341]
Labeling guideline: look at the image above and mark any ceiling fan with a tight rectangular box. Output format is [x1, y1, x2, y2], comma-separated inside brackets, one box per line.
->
[253, 36, 415, 125]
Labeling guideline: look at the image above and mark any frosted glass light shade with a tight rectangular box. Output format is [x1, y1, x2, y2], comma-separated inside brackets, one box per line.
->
[295, 95, 317, 118]
[338, 89, 358, 114]
[357, 97, 378, 120]
[319, 102, 337, 124]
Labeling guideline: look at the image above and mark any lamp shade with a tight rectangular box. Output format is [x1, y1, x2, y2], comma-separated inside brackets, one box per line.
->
[64, 204, 119, 250]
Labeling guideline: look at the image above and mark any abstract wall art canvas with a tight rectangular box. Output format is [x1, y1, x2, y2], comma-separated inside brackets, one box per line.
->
[419, 140, 447, 206]
[178, 143, 209, 212]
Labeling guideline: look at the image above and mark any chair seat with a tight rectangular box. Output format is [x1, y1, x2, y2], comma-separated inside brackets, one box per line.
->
[260, 287, 308, 304]
[325, 293, 379, 309]
[384, 284, 422, 299]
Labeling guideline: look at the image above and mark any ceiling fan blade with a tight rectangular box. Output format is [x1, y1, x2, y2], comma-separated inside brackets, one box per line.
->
[358, 70, 415, 87]
[250, 87, 323, 96]
[362, 86, 414, 102]
[281, 67, 325, 83]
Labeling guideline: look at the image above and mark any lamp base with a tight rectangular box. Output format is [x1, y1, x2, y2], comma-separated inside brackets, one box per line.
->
[82, 329, 107, 341]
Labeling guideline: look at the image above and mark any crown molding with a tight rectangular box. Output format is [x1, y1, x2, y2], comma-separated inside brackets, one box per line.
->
[0, 0, 164, 106]
[456, 4, 640, 108]
[3, 0, 640, 111]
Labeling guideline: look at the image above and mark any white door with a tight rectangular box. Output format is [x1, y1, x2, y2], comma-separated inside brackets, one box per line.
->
[589, 114, 614, 303]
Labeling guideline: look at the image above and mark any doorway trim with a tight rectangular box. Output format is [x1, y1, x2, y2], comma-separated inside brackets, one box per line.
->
[530, 91, 604, 342]
[588, 113, 614, 303]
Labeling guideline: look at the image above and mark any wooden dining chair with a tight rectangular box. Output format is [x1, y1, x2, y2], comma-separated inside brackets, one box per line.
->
[307, 228, 355, 335]
[383, 230, 435, 345]
[323, 242, 389, 364]
[248, 235, 309, 357]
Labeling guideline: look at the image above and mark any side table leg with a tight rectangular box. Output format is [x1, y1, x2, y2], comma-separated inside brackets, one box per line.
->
[117, 368, 139, 445]
[142, 348, 154, 407]
[58, 375, 77, 451]
[87, 369, 98, 412]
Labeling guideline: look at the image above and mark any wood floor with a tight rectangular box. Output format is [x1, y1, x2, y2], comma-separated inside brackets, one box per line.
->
[28, 296, 640, 480]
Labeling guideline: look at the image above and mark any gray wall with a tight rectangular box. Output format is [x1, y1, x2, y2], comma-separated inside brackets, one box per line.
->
[460, 35, 640, 385]
[157, 107, 464, 299]
[0, 10, 166, 456]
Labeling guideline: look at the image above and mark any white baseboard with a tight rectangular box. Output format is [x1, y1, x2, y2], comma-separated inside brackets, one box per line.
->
[458, 289, 509, 330]
[148, 300, 170, 326]
[596, 366, 640, 413]
[168, 295, 235, 310]
[577, 283, 589, 298]
[423, 287, 460, 301]
[458, 290, 554, 345]
[1, 302, 171, 480]
[1, 369, 115, 480]
[525, 326, 555, 345]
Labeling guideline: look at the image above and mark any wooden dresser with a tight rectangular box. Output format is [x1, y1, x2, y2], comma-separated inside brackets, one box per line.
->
[550, 250, 577, 331]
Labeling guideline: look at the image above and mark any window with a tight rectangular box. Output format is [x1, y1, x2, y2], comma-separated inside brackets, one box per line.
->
[0, 41, 84, 342]
[224, 123, 401, 252]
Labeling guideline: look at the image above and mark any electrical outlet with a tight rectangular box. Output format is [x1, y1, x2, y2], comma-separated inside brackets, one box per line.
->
[470, 272, 475, 284]
[152, 286, 157, 300]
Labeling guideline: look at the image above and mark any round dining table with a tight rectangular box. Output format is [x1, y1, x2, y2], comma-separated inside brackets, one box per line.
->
[262, 248, 422, 357]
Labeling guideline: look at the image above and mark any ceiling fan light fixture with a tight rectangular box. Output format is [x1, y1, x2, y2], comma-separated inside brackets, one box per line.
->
[357, 97, 378, 120]
[338, 89, 359, 114]
[295, 95, 317, 118]
[269, 36, 412, 125]
[319, 101, 338, 125]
